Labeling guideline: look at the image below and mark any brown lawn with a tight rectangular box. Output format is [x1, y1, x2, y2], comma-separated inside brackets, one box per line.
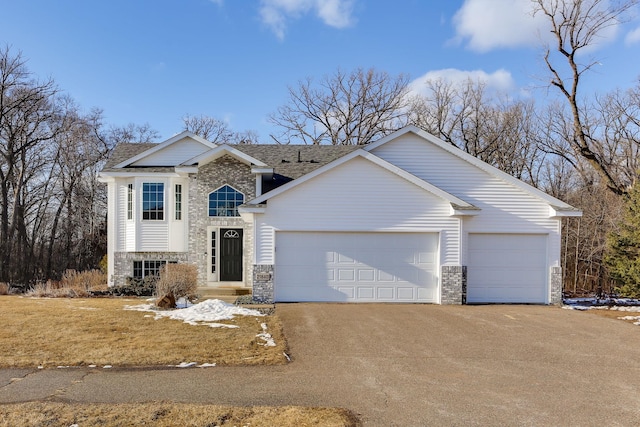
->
[0, 402, 360, 427]
[0, 296, 287, 368]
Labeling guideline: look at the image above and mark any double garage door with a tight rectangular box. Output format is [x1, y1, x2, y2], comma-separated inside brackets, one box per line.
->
[275, 232, 438, 303]
[467, 234, 548, 304]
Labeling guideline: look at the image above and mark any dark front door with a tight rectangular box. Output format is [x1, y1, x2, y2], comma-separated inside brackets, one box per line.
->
[220, 228, 243, 281]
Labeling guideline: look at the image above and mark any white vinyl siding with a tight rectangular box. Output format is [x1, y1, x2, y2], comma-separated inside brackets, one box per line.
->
[371, 134, 556, 227]
[371, 133, 562, 268]
[131, 137, 212, 166]
[113, 178, 187, 253]
[255, 157, 459, 266]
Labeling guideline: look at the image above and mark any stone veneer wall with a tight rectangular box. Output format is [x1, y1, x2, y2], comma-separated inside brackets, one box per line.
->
[112, 251, 189, 287]
[252, 264, 274, 303]
[441, 265, 467, 305]
[550, 266, 563, 305]
[188, 155, 256, 287]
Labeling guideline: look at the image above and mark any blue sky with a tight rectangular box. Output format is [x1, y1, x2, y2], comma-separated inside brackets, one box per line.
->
[1, 0, 639, 142]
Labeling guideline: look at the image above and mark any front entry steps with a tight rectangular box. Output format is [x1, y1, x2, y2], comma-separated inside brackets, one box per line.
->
[197, 286, 251, 303]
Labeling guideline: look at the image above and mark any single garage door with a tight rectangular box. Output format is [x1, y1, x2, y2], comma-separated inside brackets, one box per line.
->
[275, 232, 439, 302]
[467, 234, 547, 303]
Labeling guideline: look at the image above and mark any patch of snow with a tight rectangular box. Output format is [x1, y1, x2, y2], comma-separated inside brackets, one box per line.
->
[88, 364, 97, 368]
[256, 322, 277, 347]
[199, 363, 216, 368]
[175, 362, 197, 368]
[103, 365, 112, 369]
[57, 366, 70, 369]
[563, 297, 640, 325]
[124, 299, 263, 328]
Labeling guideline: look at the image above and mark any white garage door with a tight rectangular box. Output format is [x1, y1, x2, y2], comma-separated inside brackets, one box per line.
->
[467, 234, 548, 303]
[275, 232, 439, 303]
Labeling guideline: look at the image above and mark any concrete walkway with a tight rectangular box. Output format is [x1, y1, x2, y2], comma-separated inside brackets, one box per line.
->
[2, 304, 640, 426]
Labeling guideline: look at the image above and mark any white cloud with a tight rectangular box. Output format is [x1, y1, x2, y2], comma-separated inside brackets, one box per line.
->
[259, 0, 355, 40]
[452, 0, 544, 52]
[625, 26, 640, 45]
[452, 0, 628, 53]
[408, 68, 515, 98]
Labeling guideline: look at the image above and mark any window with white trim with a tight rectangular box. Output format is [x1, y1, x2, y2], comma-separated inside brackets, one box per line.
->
[175, 184, 182, 220]
[142, 183, 164, 220]
[132, 260, 176, 279]
[208, 185, 244, 217]
[127, 183, 133, 220]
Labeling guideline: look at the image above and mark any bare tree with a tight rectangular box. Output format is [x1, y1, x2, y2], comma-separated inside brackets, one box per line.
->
[0, 46, 61, 283]
[409, 78, 546, 185]
[106, 122, 159, 145]
[532, 0, 639, 194]
[182, 114, 233, 143]
[269, 68, 410, 145]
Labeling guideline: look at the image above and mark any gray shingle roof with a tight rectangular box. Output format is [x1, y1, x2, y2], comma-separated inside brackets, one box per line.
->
[102, 142, 359, 180]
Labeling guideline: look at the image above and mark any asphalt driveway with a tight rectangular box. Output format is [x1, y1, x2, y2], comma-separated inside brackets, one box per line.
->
[2, 304, 640, 426]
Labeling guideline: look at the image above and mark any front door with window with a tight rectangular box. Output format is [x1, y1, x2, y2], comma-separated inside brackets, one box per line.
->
[219, 228, 243, 281]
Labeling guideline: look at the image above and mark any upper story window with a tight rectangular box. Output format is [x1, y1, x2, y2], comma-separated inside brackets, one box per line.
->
[175, 184, 182, 220]
[127, 184, 133, 220]
[142, 183, 164, 220]
[208, 185, 244, 217]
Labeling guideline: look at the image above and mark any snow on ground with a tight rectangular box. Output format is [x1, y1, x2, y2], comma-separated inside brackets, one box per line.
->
[124, 298, 264, 328]
[123, 299, 277, 366]
[563, 297, 640, 325]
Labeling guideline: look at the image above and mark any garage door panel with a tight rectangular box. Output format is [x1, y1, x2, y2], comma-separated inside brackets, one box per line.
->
[275, 232, 439, 303]
[467, 234, 547, 304]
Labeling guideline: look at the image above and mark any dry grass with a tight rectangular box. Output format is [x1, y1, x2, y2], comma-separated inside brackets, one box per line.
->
[0, 402, 360, 427]
[0, 296, 287, 368]
[27, 270, 108, 298]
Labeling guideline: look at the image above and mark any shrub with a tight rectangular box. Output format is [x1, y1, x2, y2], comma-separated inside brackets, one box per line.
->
[61, 269, 108, 293]
[110, 276, 158, 296]
[155, 263, 198, 304]
[0, 282, 10, 295]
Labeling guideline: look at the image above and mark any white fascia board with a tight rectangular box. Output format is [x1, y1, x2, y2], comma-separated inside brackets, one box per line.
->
[365, 125, 578, 211]
[175, 166, 198, 174]
[549, 206, 583, 218]
[238, 205, 267, 214]
[113, 131, 217, 168]
[181, 144, 268, 167]
[251, 166, 274, 174]
[450, 205, 481, 216]
[97, 171, 182, 178]
[249, 149, 476, 209]
[97, 174, 114, 183]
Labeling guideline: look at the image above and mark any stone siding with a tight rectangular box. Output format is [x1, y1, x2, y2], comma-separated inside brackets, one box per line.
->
[252, 264, 274, 303]
[188, 155, 255, 287]
[550, 266, 563, 305]
[441, 265, 467, 305]
[112, 251, 189, 286]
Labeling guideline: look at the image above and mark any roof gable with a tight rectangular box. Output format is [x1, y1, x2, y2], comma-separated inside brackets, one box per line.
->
[180, 144, 268, 168]
[114, 131, 217, 168]
[365, 126, 580, 214]
[248, 149, 476, 211]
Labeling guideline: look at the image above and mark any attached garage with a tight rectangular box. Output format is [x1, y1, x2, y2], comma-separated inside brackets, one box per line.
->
[467, 234, 548, 303]
[275, 231, 439, 303]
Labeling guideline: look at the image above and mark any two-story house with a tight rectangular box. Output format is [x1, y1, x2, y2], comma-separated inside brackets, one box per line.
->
[99, 126, 581, 304]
